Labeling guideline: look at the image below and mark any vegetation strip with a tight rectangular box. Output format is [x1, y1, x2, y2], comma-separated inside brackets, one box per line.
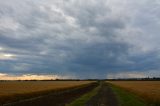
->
[66, 84, 100, 106]
[111, 85, 147, 106]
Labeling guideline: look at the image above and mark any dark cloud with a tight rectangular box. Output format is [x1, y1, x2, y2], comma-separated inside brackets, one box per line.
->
[0, 0, 160, 79]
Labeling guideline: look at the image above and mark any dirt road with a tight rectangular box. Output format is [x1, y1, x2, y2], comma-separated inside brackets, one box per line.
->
[85, 82, 119, 106]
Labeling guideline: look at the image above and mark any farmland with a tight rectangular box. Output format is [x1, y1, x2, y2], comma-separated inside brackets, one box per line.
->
[0, 81, 95, 105]
[109, 81, 160, 105]
[0, 80, 160, 106]
[0, 81, 92, 96]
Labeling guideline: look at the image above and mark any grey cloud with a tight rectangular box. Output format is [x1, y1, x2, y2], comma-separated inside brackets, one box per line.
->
[0, 0, 160, 79]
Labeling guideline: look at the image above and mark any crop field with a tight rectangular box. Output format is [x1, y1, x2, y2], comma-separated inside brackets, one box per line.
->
[1, 81, 160, 106]
[0, 81, 94, 105]
[109, 81, 160, 105]
[0, 81, 92, 96]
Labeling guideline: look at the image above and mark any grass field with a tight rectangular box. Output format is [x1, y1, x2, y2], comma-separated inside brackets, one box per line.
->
[0, 81, 93, 104]
[109, 81, 160, 105]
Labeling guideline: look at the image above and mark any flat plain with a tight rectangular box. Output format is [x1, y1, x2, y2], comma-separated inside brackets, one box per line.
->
[1, 81, 160, 106]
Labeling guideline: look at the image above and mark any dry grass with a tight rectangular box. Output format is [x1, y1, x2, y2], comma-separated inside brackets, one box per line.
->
[109, 81, 160, 104]
[0, 81, 93, 105]
[0, 81, 92, 96]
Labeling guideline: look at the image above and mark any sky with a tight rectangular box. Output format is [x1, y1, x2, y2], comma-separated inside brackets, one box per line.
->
[0, 0, 160, 80]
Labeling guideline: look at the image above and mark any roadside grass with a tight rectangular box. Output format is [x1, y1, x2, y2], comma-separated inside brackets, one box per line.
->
[111, 85, 147, 106]
[66, 85, 100, 106]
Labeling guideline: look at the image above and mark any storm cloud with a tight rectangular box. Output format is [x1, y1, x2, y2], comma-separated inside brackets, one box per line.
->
[0, 0, 160, 79]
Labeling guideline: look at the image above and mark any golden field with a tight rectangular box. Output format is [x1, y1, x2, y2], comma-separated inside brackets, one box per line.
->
[0, 81, 93, 104]
[109, 81, 160, 104]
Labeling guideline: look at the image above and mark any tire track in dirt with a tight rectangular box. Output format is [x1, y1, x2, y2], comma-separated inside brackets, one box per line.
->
[85, 82, 119, 106]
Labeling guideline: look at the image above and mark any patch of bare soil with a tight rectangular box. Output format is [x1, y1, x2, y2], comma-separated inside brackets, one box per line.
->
[85, 82, 119, 106]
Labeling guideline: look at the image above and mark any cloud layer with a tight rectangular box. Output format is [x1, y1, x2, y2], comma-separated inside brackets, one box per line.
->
[0, 0, 160, 79]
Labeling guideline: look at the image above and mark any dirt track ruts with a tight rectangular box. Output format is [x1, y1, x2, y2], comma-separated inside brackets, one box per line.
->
[85, 82, 119, 106]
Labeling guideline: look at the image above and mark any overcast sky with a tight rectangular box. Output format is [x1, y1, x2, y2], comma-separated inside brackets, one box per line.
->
[0, 0, 160, 79]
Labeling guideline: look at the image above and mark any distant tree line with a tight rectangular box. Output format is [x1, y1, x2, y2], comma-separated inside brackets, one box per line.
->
[106, 77, 160, 81]
[0, 77, 160, 82]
